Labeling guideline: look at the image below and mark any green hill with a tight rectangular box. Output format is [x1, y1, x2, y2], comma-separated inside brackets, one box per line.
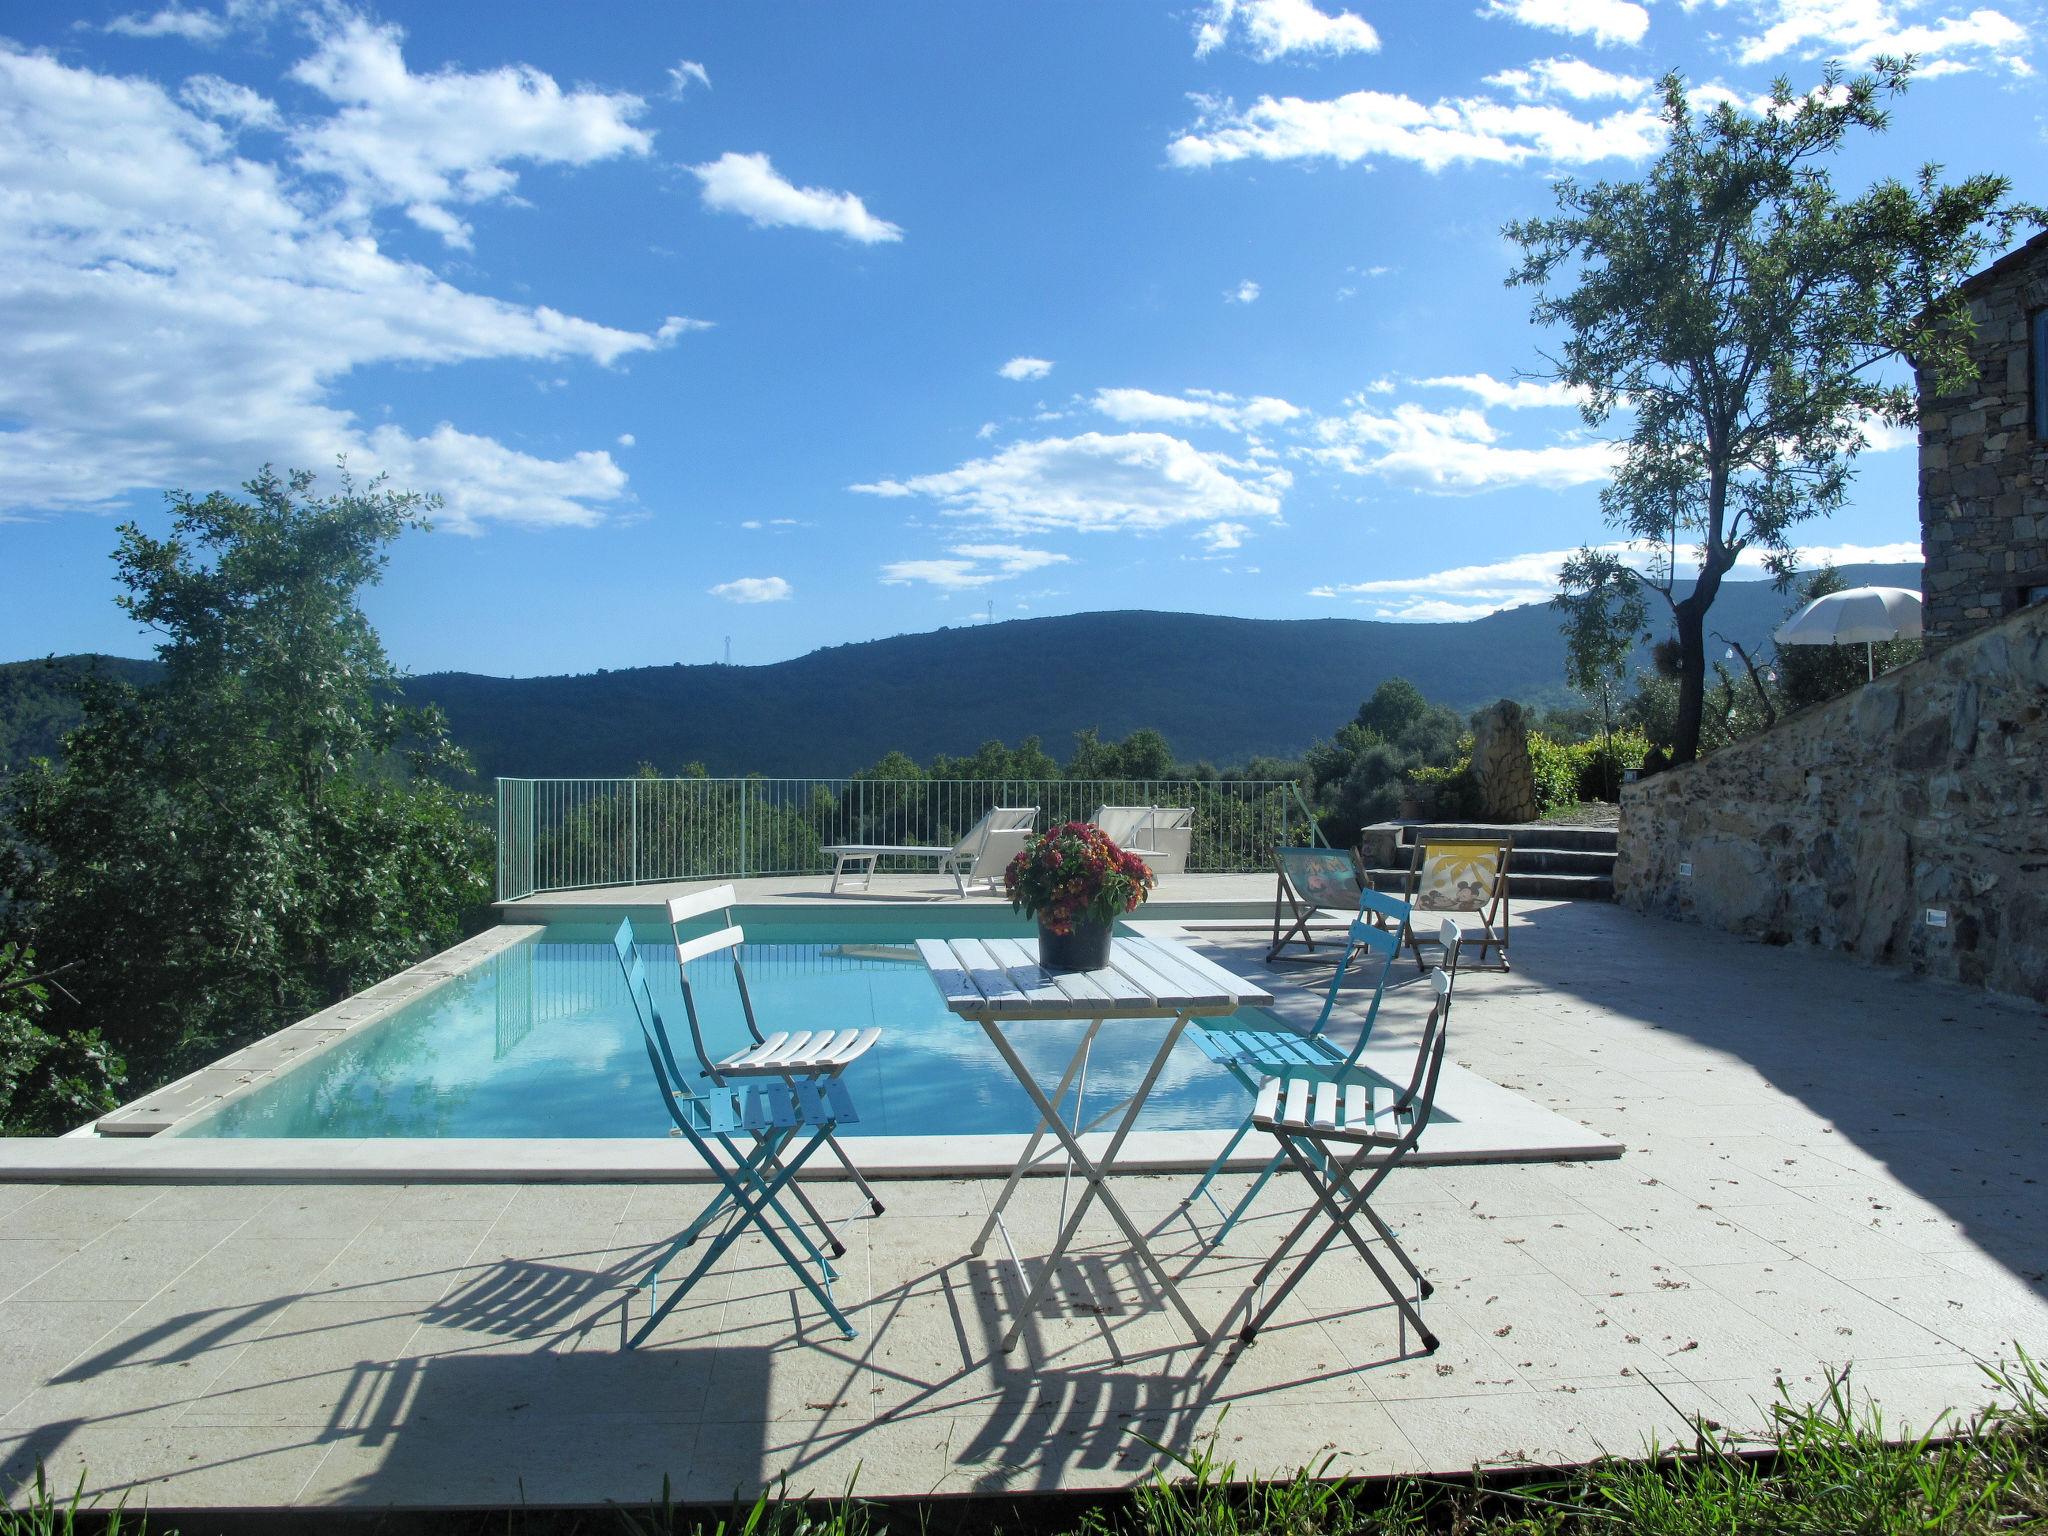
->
[2, 564, 1917, 778]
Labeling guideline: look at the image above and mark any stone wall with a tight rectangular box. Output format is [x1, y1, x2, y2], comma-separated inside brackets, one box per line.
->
[1615, 602, 2048, 1003]
[1917, 230, 2048, 649]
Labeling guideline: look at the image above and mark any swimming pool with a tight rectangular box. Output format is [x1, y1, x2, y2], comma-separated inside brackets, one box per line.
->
[175, 914, 1274, 1139]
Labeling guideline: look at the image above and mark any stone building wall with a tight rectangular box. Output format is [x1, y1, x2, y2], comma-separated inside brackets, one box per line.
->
[1614, 602, 2048, 1003]
[1917, 229, 2048, 649]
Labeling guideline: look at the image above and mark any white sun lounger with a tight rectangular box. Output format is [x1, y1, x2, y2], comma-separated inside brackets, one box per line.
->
[823, 806, 1037, 896]
[1090, 804, 1194, 876]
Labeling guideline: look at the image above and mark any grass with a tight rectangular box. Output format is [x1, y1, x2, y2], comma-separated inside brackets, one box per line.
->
[8, 1357, 2048, 1535]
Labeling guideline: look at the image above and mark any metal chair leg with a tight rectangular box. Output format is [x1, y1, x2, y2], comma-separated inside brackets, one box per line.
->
[632, 1126, 855, 1348]
[825, 1132, 886, 1216]
[1185, 1121, 1252, 1210]
[1238, 1138, 1436, 1353]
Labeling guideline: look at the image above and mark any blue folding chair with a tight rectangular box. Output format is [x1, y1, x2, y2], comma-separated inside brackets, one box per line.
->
[1184, 887, 1411, 1242]
[610, 918, 862, 1346]
[664, 889, 886, 1261]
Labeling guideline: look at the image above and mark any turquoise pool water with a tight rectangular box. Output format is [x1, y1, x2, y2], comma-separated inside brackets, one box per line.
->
[179, 914, 1262, 1138]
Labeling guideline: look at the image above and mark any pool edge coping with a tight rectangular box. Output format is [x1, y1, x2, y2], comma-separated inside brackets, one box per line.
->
[85, 922, 547, 1139]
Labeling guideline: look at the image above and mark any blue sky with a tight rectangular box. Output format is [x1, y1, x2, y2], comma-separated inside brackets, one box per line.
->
[2, 0, 2042, 675]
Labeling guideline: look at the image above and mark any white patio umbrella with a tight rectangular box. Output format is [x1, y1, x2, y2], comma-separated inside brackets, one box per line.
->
[1773, 585, 1923, 680]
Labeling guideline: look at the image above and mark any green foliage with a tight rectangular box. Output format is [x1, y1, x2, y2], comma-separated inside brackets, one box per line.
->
[0, 1467, 146, 1535]
[1629, 661, 1780, 757]
[1512, 61, 2036, 765]
[1066, 726, 1175, 782]
[927, 735, 1062, 782]
[0, 942, 123, 1136]
[0, 655, 159, 776]
[6, 467, 494, 1090]
[1301, 680, 1467, 845]
[1406, 750, 1479, 820]
[1527, 734, 1583, 818]
[1353, 677, 1428, 741]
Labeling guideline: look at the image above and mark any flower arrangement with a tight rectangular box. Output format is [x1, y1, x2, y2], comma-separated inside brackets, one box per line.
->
[1004, 821, 1156, 935]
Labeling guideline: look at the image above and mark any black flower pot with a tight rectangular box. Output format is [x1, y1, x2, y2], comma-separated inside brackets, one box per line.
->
[1037, 916, 1113, 972]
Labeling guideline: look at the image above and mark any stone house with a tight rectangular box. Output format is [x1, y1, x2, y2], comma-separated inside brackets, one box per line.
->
[1916, 227, 2048, 647]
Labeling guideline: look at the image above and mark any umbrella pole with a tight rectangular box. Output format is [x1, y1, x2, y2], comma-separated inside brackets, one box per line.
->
[1866, 640, 1874, 682]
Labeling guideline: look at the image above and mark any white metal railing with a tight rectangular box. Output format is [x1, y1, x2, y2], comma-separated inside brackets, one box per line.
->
[494, 777, 1325, 901]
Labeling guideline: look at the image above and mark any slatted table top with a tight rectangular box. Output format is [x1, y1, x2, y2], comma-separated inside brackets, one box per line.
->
[916, 934, 1275, 1020]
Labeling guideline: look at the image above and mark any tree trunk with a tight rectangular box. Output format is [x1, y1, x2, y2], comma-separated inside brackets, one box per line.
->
[1672, 597, 1709, 765]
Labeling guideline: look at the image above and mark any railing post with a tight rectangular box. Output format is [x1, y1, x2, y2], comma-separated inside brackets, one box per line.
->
[630, 778, 639, 887]
[739, 780, 749, 880]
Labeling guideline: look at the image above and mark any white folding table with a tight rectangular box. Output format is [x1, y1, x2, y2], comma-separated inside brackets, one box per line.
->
[916, 933, 1275, 1351]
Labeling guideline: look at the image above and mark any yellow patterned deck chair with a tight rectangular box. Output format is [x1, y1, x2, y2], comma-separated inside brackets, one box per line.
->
[1269, 846, 1371, 961]
[1399, 833, 1511, 972]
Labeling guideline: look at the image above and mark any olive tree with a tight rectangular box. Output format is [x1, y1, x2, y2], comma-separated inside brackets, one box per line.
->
[8, 466, 493, 1088]
[1510, 61, 2036, 764]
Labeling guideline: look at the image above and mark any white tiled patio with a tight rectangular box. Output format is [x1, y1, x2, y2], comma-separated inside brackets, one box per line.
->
[3, 898, 2045, 1512]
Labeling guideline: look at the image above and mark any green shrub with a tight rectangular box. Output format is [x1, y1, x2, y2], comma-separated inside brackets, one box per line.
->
[1578, 727, 1652, 800]
[1527, 733, 1583, 817]
[1406, 735, 1478, 819]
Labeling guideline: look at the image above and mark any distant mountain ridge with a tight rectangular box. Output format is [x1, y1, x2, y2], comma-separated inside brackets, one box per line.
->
[0, 564, 1919, 778]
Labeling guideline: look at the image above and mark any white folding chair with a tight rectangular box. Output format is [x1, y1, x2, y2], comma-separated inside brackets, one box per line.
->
[665, 889, 886, 1257]
[1233, 918, 1463, 1355]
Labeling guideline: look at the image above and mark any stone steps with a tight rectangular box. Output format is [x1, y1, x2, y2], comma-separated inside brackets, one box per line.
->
[1357, 820, 1620, 901]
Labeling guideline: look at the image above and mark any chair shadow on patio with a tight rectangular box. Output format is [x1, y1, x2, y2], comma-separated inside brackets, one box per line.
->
[424, 1258, 605, 1336]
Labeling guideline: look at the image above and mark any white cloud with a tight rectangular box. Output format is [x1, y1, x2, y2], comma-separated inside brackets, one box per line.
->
[998, 356, 1054, 381]
[1201, 520, 1252, 551]
[179, 73, 279, 128]
[850, 431, 1286, 537]
[688, 151, 902, 243]
[655, 315, 715, 340]
[1169, 88, 1664, 171]
[104, 5, 230, 43]
[1193, 0, 1381, 60]
[1486, 57, 1651, 101]
[709, 575, 792, 603]
[1759, 539, 1923, 569]
[1310, 400, 1619, 491]
[1229, 278, 1262, 304]
[617, 434, 635, 447]
[1417, 373, 1589, 409]
[1726, 1, 2031, 76]
[364, 422, 627, 531]
[667, 59, 710, 95]
[0, 43, 662, 531]
[975, 421, 999, 439]
[1312, 538, 1924, 619]
[880, 543, 1072, 589]
[1481, 0, 1650, 47]
[288, 16, 652, 249]
[1092, 387, 1302, 434]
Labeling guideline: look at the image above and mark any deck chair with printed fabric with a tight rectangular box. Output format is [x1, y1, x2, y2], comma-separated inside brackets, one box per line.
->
[1232, 918, 1463, 1354]
[1269, 846, 1379, 962]
[609, 918, 865, 1346]
[1398, 833, 1511, 971]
